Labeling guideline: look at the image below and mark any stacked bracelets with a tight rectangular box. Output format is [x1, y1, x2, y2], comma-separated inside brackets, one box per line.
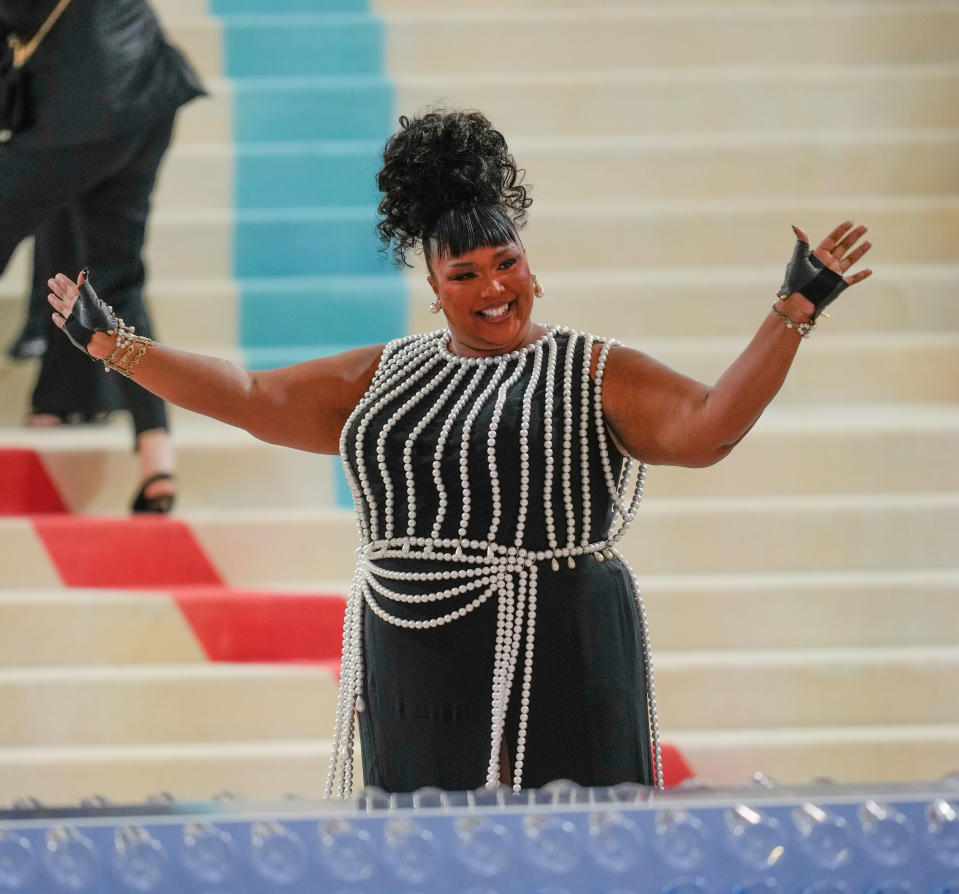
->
[771, 302, 816, 339]
[102, 316, 153, 377]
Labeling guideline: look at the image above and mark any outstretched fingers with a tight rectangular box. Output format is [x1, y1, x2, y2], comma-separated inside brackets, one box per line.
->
[817, 219, 856, 255]
[47, 273, 80, 328]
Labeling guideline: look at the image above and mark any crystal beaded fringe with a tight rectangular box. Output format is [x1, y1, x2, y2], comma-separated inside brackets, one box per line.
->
[324, 327, 662, 798]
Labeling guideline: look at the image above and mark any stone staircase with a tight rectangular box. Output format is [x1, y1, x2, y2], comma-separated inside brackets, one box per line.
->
[0, 0, 957, 804]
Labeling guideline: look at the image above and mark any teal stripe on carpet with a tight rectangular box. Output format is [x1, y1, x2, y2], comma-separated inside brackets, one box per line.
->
[208, 0, 406, 509]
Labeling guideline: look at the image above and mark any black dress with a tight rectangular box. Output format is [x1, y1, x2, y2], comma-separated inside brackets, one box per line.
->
[330, 327, 658, 795]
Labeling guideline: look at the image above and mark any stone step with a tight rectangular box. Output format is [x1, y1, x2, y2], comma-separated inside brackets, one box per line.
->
[6, 262, 957, 361]
[2, 403, 957, 512]
[672, 723, 959, 787]
[171, 64, 959, 145]
[0, 590, 206, 667]
[168, 5, 959, 80]
[163, 495, 959, 584]
[633, 333, 959, 404]
[1, 724, 955, 804]
[0, 664, 339, 747]
[0, 333, 954, 433]
[378, 5, 959, 71]
[0, 493, 920, 585]
[643, 570, 959, 651]
[0, 739, 339, 804]
[6, 195, 950, 283]
[3, 567, 951, 669]
[414, 263, 959, 339]
[656, 646, 959, 731]
[150, 130, 959, 213]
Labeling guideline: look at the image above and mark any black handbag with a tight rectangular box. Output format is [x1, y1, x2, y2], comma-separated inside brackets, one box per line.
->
[0, 0, 74, 143]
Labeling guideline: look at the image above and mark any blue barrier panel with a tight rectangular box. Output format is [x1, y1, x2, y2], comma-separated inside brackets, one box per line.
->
[3, 778, 958, 892]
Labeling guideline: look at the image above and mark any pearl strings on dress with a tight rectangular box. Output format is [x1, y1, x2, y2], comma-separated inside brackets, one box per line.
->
[326, 326, 662, 798]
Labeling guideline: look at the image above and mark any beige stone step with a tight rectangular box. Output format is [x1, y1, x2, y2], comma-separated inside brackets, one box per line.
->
[160, 15, 223, 80]
[0, 739, 338, 804]
[0, 664, 339, 747]
[520, 195, 959, 270]
[396, 64, 959, 136]
[1, 194, 945, 286]
[0, 413, 335, 513]
[672, 723, 959, 787]
[176, 494, 959, 584]
[656, 646, 959, 730]
[383, 4, 959, 71]
[154, 144, 232, 211]
[643, 569, 959, 651]
[513, 129, 959, 201]
[408, 263, 959, 339]
[625, 492, 959, 576]
[0, 591, 205, 667]
[2, 403, 957, 512]
[3, 493, 951, 587]
[168, 64, 959, 147]
[117, 197, 959, 280]
[631, 333, 959, 404]
[0, 520, 63, 590]
[150, 130, 959, 213]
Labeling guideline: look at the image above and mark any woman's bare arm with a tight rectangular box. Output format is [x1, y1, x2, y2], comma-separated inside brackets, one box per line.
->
[47, 273, 383, 455]
[600, 221, 873, 467]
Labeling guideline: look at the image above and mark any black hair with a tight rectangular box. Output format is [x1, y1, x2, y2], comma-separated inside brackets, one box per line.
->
[375, 109, 532, 268]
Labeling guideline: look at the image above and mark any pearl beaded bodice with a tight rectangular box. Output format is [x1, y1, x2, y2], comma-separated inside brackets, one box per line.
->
[344, 327, 632, 553]
[325, 326, 661, 797]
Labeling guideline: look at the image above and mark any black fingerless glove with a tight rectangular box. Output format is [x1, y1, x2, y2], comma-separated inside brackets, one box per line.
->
[62, 272, 119, 356]
[777, 238, 848, 319]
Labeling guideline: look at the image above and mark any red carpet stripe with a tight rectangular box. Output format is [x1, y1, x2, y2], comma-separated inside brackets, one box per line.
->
[34, 516, 223, 588]
[0, 449, 68, 515]
[172, 587, 346, 663]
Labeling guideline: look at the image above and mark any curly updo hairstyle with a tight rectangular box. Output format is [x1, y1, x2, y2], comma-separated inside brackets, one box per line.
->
[376, 109, 532, 268]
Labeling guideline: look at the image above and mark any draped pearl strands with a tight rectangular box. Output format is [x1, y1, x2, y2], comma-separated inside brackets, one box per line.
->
[326, 327, 661, 799]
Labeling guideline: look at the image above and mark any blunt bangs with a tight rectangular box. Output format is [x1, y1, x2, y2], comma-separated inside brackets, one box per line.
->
[426, 204, 520, 264]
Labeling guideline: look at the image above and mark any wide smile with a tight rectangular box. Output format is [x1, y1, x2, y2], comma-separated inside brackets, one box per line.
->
[476, 300, 515, 322]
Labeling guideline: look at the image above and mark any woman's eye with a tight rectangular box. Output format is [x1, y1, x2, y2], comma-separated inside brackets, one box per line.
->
[499, 258, 517, 270]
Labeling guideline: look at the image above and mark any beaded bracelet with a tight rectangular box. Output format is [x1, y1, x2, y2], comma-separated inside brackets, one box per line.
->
[771, 302, 816, 339]
[102, 317, 153, 378]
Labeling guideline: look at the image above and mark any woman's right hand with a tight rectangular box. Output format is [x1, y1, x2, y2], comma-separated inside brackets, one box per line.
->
[48, 270, 117, 360]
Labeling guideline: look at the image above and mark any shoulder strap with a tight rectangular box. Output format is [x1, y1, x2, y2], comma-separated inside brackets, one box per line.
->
[9, 0, 74, 69]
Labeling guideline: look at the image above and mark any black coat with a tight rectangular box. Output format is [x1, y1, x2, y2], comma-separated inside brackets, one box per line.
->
[0, 0, 204, 147]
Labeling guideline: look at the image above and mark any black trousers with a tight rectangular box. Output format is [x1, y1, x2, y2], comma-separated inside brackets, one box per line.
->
[0, 115, 176, 437]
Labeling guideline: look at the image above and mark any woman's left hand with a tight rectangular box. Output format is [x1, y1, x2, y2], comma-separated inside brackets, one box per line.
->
[793, 219, 873, 287]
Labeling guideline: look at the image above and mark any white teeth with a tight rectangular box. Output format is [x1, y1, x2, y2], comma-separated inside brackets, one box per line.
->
[479, 303, 510, 319]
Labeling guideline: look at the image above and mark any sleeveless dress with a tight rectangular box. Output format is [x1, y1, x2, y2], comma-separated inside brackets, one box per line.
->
[325, 326, 661, 797]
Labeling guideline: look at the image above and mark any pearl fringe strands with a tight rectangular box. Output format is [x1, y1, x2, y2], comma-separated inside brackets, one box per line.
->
[326, 327, 661, 798]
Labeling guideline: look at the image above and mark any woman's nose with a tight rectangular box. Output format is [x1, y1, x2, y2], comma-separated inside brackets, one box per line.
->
[485, 276, 506, 295]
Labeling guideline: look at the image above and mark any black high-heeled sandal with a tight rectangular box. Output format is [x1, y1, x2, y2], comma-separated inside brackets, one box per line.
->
[131, 473, 176, 514]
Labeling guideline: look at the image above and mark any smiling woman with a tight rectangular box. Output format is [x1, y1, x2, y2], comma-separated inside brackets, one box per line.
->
[46, 107, 872, 798]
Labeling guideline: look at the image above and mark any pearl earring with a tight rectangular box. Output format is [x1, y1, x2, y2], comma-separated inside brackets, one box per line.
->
[532, 274, 544, 299]
[428, 299, 442, 314]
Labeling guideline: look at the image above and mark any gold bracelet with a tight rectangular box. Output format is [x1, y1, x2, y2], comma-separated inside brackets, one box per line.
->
[102, 317, 153, 378]
[771, 302, 816, 339]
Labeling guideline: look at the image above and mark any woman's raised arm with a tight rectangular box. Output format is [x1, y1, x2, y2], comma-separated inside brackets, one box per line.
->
[47, 271, 383, 455]
[601, 221, 873, 468]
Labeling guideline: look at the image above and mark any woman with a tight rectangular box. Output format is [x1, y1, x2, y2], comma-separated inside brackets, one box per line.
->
[46, 110, 872, 796]
[1, 0, 204, 511]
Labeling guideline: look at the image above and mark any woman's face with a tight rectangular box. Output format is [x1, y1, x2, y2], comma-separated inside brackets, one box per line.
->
[428, 242, 541, 357]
